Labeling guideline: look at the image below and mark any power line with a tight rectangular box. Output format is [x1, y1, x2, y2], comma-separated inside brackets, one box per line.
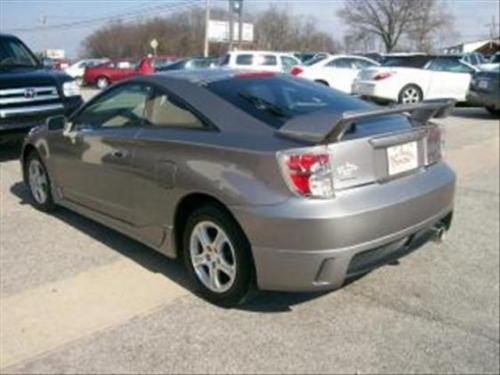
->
[6, 0, 202, 33]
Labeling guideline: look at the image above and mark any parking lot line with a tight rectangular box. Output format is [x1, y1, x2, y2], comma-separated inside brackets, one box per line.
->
[0, 257, 188, 369]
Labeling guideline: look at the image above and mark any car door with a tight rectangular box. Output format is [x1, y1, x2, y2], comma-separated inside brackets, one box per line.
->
[130, 86, 211, 248]
[50, 82, 151, 222]
[425, 58, 475, 100]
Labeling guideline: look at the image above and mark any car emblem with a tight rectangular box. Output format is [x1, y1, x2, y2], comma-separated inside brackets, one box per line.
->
[24, 88, 36, 99]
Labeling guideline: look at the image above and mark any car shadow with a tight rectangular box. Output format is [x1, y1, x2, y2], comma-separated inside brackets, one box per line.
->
[450, 107, 498, 120]
[10, 181, 336, 312]
[0, 140, 23, 163]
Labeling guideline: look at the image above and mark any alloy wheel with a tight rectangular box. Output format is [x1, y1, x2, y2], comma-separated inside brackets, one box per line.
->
[189, 221, 237, 293]
[28, 159, 48, 204]
[401, 87, 421, 104]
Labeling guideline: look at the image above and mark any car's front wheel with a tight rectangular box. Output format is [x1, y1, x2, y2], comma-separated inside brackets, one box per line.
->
[96, 76, 109, 89]
[25, 152, 56, 212]
[485, 106, 500, 116]
[398, 84, 423, 104]
[183, 204, 254, 307]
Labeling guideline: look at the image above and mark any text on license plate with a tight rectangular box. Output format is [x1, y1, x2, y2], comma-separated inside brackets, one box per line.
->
[387, 142, 418, 176]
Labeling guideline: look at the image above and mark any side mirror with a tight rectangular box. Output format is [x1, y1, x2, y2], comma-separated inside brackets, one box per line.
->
[46, 115, 68, 131]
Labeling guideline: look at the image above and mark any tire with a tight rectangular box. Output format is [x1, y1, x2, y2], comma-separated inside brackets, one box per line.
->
[183, 204, 254, 307]
[485, 106, 500, 116]
[96, 76, 109, 90]
[398, 84, 423, 104]
[24, 151, 56, 212]
[315, 80, 329, 86]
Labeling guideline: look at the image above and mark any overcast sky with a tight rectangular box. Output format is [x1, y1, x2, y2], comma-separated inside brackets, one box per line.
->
[1, 0, 498, 57]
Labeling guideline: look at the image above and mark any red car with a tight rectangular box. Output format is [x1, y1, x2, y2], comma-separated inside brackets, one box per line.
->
[83, 56, 178, 89]
[83, 59, 138, 89]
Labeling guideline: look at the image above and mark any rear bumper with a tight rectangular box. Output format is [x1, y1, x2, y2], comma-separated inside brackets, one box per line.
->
[466, 90, 500, 110]
[352, 80, 398, 102]
[231, 162, 456, 291]
[0, 96, 82, 136]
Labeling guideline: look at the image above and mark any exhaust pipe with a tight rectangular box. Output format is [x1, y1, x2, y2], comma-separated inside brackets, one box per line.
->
[431, 223, 447, 243]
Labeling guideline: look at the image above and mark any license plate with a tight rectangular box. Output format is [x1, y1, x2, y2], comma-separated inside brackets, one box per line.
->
[478, 80, 489, 89]
[387, 142, 418, 176]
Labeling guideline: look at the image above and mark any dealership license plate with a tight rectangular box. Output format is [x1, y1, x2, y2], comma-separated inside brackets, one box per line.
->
[387, 142, 418, 176]
[478, 80, 489, 89]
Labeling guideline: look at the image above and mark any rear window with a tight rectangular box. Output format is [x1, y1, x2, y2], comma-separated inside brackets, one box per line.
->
[382, 56, 431, 68]
[206, 75, 369, 128]
[236, 54, 253, 66]
[304, 55, 328, 66]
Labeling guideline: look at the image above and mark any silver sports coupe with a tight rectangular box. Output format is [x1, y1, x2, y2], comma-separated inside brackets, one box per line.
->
[21, 69, 456, 305]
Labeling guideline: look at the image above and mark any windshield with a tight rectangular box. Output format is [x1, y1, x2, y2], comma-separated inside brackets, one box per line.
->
[206, 75, 370, 128]
[491, 54, 500, 63]
[0, 37, 39, 68]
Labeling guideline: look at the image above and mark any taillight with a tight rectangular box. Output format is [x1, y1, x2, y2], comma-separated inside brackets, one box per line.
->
[373, 71, 395, 81]
[277, 148, 334, 198]
[290, 66, 304, 76]
[426, 125, 444, 164]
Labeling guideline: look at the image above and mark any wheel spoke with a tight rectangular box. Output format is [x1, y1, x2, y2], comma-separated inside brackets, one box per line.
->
[196, 225, 211, 247]
[212, 230, 226, 252]
[208, 267, 219, 290]
[217, 259, 235, 280]
[192, 253, 208, 267]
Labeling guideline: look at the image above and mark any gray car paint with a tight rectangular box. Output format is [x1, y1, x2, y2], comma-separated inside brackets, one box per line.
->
[21, 70, 456, 291]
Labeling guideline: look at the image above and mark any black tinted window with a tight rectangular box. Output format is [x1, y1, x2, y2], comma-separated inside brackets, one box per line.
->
[382, 56, 431, 68]
[236, 54, 253, 65]
[206, 75, 369, 128]
[0, 37, 38, 68]
[76, 84, 150, 129]
[327, 58, 353, 68]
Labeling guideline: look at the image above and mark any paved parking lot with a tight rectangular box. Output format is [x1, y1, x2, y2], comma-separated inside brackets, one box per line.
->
[0, 103, 499, 373]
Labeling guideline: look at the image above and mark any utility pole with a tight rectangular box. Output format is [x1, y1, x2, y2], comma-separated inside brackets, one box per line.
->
[234, 0, 243, 49]
[203, 0, 211, 57]
[228, 0, 234, 51]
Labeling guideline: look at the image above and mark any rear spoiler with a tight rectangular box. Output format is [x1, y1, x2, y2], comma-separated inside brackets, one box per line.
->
[278, 98, 456, 143]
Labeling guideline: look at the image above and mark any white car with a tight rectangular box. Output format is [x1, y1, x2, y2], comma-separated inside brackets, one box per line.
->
[65, 58, 109, 85]
[353, 55, 478, 104]
[290, 55, 379, 93]
[219, 51, 301, 73]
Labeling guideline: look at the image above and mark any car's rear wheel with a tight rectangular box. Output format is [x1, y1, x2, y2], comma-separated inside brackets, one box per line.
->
[25, 152, 55, 212]
[398, 84, 423, 104]
[183, 204, 253, 307]
[96, 76, 109, 89]
[315, 79, 329, 86]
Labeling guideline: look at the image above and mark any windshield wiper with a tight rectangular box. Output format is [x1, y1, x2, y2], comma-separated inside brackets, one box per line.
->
[238, 92, 289, 118]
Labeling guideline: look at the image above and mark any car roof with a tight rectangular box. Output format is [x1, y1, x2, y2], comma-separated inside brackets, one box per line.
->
[155, 68, 264, 85]
[228, 50, 296, 57]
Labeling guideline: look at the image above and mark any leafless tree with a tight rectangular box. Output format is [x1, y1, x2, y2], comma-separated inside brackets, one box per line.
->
[337, 0, 454, 53]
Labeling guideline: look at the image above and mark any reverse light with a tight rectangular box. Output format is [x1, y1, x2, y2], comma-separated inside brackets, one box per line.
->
[277, 148, 334, 198]
[426, 125, 444, 165]
[62, 80, 81, 97]
[373, 71, 395, 81]
[290, 66, 304, 76]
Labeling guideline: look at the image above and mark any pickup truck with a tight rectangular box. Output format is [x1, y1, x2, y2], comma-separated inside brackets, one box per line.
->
[0, 33, 83, 143]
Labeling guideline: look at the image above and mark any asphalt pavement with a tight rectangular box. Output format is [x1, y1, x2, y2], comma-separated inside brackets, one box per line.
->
[0, 102, 498, 374]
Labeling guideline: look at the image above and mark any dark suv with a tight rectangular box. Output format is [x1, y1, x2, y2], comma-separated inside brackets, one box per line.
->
[0, 33, 83, 143]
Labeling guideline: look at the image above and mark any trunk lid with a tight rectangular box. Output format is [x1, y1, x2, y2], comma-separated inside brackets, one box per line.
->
[277, 100, 454, 190]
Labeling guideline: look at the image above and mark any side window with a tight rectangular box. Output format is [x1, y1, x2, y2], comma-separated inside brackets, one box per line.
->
[326, 58, 353, 68]
[75, 84, 150, 130]
[236, 54, 253, 66]
[353, 59, 376, 69]
[260, 55, 277, 66]
[147, 89, 205, 129]
[281, 56, 299, 70]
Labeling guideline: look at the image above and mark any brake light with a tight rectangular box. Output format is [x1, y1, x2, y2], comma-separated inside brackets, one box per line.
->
[290, 66, 304, 76]
[277, 148, 334, 198]
[373, 71, 395, 81]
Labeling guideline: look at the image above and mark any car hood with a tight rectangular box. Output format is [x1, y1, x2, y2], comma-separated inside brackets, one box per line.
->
[0, 67, 71, 89]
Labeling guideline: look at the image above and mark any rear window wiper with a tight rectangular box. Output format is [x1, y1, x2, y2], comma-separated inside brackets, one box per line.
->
[238, 92, 289, 118]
